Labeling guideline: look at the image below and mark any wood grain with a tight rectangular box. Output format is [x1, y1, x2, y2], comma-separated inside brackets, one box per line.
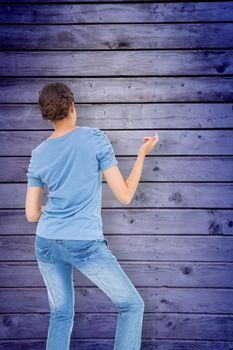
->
[1, 262, 232, 288]
[1, 3, 233, 23]
[1, 50, 233, 76]
[0, 77, 232, 103]
[0, 208, 233, 235]
[1, 103, 233, 129]
[1, 23, 233, 49]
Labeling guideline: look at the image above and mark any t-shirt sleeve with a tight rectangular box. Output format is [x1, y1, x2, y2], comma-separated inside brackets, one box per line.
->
[92, 128, 118, 171]
[26, 150, 44, 187]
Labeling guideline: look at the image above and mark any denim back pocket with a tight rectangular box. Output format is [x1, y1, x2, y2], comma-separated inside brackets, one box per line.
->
[64, 239, 105, 261]
[35, 236, 54, 265]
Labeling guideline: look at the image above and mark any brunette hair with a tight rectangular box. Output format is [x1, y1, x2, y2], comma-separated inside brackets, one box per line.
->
[38, 82, 74, 121]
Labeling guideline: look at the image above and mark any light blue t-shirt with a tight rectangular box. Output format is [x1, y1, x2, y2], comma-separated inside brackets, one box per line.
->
[26, 126, 118, 240]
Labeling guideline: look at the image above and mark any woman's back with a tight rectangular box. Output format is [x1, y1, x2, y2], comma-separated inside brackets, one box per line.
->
[26, 126, 118, 240]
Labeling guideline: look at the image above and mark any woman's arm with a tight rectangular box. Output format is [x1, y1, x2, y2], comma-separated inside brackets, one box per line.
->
[124, 151, 145, 204]
[25, 186, 44, 222]
[102, 132, 159, 205]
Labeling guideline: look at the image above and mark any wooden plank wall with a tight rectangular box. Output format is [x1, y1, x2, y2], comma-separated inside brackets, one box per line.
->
[0, 1, 233, 349]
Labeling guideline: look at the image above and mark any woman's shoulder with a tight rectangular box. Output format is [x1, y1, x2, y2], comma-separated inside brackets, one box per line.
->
[90, 127, 110, 140]
[75, 126, 104, 138]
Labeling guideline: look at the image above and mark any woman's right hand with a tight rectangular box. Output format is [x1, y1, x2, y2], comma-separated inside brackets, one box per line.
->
[138, 131, 159, 157]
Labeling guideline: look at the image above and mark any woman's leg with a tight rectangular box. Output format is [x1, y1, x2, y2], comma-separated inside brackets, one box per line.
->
[67, 239, 145, 350]
[35, 236, 75, 350]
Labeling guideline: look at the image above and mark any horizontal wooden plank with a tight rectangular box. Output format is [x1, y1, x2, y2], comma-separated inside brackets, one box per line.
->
[1, 23, 233, 49]
[1, 287, 233, 314]
[2, 130, 233, 156]
[0, 339, 233, 350]
[0, 103, 233, 129]
[1, 2, 233, 23]
[103, 182, 233, 208]
[0, 0, 229, 2]
[1, 209, 233, 236]
[0, 313, 233, 340]
[2, 156, 233, 183]
[1, 261, 232, 288]
[1, 50, 232, 76]
[0, 77, 232, 103]
[2, 183, 233, 208]
[0, 235, 233, 262]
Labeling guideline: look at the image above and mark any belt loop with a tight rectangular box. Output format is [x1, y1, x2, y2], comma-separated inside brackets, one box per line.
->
[55, 239, 63, 246]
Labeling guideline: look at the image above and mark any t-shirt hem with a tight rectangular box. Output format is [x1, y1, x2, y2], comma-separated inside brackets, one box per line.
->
[35, 232, 105, 240]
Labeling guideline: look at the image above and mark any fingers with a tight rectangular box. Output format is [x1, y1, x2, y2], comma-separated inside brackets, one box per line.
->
[142, 131, 159, 146]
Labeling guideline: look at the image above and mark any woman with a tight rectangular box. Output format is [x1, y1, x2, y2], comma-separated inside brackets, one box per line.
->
[25, 82, 159, 350]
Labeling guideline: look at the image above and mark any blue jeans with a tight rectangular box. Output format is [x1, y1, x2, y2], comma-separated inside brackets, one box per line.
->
[35, 235, 144, 350]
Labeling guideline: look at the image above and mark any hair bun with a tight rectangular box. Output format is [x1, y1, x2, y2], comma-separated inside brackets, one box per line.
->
[41, 101, 60, 119]
[38, 82, 74, 121]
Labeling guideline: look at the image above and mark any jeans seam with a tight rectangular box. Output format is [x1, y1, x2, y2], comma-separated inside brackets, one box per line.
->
[38, 263, 57, 348]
